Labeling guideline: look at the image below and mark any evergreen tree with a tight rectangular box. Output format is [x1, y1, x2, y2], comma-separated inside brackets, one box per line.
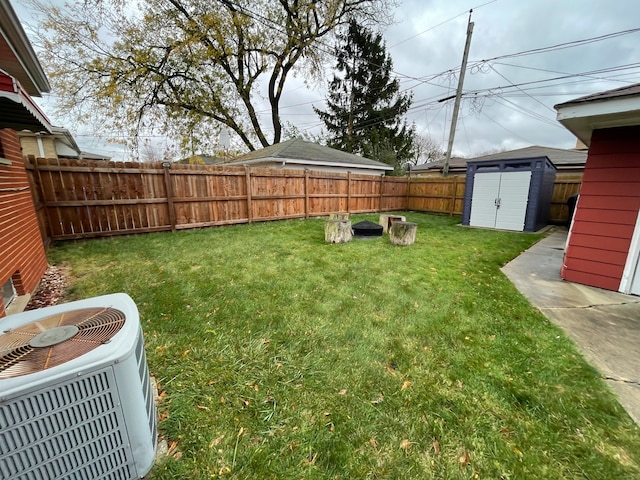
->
[315, 20, 414, 174]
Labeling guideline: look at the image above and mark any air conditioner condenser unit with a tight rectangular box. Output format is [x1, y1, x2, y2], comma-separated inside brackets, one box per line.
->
[0, 293, 157, 479]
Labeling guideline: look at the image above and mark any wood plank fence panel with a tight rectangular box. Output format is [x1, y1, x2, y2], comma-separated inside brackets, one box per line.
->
[23, 157, 583, 241]
[550, 174, 582, 224]
[408, 176, 466, 215]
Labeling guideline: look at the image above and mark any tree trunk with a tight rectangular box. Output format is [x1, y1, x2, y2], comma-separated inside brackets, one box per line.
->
[325, 220, 353, 244]
[389, 221, 417, 246]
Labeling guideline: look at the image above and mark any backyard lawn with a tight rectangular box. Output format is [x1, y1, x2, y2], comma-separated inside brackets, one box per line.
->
[48, 213, 640, 479]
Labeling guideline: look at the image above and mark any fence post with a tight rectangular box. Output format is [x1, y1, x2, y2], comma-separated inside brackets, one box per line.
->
[406, 174, 411, 211]
[162, 162, 176, 231]
[304, 169, 310, 219]
[379, 175, 385, 212]
[450, 176, 458, 216]
[245, 166, 253, 223]
[347, 171, 351, 213]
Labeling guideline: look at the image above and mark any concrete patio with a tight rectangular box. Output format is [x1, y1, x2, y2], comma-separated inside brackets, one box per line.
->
[502, 228, 640, 425]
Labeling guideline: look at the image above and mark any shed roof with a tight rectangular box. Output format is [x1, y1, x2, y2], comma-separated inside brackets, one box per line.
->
[227, 139, 393, 171]
[412, 146, 586, 173]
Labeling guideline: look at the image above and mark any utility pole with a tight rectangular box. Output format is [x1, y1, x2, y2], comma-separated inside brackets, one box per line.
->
[442, 10, 474, 176]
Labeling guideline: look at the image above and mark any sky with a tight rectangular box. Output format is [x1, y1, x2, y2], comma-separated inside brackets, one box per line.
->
[12, 0, 640, 161]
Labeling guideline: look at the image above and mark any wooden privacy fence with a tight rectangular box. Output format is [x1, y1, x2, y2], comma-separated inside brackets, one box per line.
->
[24, 156, 582, 243]
[24, 157, 408, 242]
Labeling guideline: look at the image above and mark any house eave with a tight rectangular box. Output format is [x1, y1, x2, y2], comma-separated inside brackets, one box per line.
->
[555, 96, 640, 146]
[0, 82, 52, 132]
[0, 0, 50, 95]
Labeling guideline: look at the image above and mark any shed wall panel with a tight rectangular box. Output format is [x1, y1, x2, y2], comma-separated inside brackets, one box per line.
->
[562, 126, 640, 291]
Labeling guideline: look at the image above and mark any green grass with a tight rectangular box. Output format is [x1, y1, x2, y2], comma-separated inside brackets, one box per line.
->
[49, 213, 640, 479]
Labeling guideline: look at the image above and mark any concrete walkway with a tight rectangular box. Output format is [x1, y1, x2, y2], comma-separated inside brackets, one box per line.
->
[501, 228, 640, 425]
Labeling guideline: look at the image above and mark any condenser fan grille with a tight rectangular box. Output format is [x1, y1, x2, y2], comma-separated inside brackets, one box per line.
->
[0, 307, 125, 379]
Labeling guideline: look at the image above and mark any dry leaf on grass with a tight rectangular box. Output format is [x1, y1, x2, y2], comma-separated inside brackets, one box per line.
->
[196, 405, 210, 411]
[338, 389, 348, 395]
[369, 438, 378, 448]
[459, 450, 471, 466]
[432, 439, 441, 455]
[400, 439, 413, 452]
[210, 435, 224, 448]
[401, 380, 412, 391]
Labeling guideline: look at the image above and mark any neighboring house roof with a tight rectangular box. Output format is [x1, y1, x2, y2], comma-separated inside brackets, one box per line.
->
[78, 151, 112, 161]
[0, 0, 50, 95]
[411, 157, 467, 173]
[226, 139, 393, 172]
[555, 83, 640, 146]
[176, 154, 226, 165]
[412, 146, 587, 173]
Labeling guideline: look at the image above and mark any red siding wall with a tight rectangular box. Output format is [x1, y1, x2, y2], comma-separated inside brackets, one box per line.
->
[0, 128, 48, 317]
[562, 126, 640, 290]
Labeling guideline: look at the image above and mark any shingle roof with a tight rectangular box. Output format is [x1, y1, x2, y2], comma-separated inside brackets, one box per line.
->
[554, 83, 640, 107]
[227, 139, 393, 170]
[413, 146, 587, 172]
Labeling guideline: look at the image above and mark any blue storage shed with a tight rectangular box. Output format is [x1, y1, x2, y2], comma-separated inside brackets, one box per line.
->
[462, 157, 557, 232]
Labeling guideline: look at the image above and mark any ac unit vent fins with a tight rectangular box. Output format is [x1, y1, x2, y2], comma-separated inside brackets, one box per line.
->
[0, 307, 125, 379]
[0, 368, 135, 479]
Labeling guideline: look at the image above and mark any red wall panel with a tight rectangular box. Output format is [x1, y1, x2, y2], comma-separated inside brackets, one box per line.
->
[562, 126, 640, 291]
[0, 128, 48, 317]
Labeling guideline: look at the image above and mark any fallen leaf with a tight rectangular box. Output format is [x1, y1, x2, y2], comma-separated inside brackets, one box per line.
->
[220, 396, 226, 403]
[371, 395, 384, 404]
[210, 435, 224, 447]
[400, 439, 413, 452]
[369, 438, 378, 448]
[512, 446, 523, 457]
[167, 441, 179, 456]
[401, 380, 412, 391]
[432, 439, 441, 455]
[261, 338, 270, 345]
[459, 450, 471, 466]
[304, 452, 318, 465]
[338, 389, 348, 395]
[457, 380, 463, 389]
[386, 365, 397, 375]
[182, 349, 190, 357]
[173, 451, 183, 460]
[196, 405, 210, 411]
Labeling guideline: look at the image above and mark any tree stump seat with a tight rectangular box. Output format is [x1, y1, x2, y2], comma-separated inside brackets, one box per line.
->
[324, 219, 353, 243]
[389, 221, 417, 246]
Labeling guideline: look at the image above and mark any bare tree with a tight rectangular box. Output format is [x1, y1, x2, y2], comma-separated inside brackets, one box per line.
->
[29, 0, 395, 155]
[412, 134, 444, 165]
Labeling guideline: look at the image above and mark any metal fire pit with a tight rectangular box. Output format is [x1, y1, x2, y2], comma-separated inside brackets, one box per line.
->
[352, 220, 383, 238]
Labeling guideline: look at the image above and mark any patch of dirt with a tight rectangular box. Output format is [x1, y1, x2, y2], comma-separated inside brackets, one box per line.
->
[25, 265, 69, 310]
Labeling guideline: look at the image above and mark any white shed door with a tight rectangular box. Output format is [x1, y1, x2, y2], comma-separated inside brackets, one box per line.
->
[469, 171, 531, 231]
[494, 171, 531, 231]
[469, 172, 501, 228]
